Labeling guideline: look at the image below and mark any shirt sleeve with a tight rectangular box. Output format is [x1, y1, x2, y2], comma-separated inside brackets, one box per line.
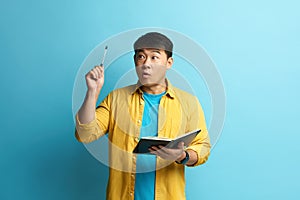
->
[185, 96, 211, 166]
[75, 94, 111, 143]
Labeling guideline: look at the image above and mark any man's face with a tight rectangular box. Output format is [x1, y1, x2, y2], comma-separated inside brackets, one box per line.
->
[134, 48, 173, 87]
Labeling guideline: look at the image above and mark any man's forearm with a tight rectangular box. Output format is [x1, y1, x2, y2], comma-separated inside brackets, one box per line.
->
[77, 89, 99, 124]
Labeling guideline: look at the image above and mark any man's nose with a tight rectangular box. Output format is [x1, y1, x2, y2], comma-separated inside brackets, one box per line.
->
[142, 57, 152, 68]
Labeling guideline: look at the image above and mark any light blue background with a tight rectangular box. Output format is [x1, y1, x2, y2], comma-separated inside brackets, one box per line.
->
[1, 0, 299, 199]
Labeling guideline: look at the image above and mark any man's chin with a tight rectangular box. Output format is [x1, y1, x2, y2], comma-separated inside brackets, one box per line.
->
[140, 80, 158, 87]
[139, 78, 166, 87]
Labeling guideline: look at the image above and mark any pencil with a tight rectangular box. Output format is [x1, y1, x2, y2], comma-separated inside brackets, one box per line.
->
[100, 46, 108, 67]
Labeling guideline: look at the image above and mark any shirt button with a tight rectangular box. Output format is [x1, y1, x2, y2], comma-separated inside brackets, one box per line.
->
[140, 101, 143, 105]
[130, 192, 133, 196]
[137, 120, 141, 124]
[135, 137, 139, 142]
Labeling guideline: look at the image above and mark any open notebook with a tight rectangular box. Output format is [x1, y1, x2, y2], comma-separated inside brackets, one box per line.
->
[133, 129, 201, 154]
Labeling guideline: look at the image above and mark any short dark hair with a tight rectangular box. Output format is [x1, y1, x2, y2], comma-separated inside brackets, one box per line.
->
[133, 32, 173, 58]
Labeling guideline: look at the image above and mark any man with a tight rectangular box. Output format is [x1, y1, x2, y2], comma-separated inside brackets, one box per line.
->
[75, 32, 210, 200]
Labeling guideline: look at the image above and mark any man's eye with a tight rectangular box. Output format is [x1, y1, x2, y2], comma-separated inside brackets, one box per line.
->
[138, 55, 145, 59]
[152, 56, 159, 60]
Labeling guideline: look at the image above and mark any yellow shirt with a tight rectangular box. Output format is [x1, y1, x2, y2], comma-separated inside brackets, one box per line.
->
[75, 80, 211, 200]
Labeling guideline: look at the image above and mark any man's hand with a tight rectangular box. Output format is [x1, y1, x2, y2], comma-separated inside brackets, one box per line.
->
[85, 66, 105, 98]
[149, 142, 186, 161]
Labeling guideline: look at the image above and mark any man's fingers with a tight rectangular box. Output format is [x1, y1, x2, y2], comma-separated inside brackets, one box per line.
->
[92, 67, 100, 79]
[96, 66, 104, 78]
[90, 66, 104, 80]
[150, 144, 185, 161]
[177, 142, 184, 149]
[99, 66, 104, 78]
[149, 146, 163, 155]
[149, 146, 173, 159]
[89, 70, 97, 80]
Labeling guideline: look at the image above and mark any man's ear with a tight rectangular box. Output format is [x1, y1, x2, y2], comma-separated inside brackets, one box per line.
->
[166, 57, 173, 69]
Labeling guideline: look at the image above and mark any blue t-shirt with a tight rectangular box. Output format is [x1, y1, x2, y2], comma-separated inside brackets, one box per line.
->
[134, 91, 165, 200]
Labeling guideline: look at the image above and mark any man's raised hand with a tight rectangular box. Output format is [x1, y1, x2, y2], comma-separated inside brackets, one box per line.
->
[86, 65, 104, 91]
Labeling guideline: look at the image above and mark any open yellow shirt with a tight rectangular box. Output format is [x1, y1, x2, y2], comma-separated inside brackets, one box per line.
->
[75, 80, 211, 200]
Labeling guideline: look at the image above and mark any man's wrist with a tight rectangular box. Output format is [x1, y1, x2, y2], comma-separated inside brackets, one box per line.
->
[176, 151, 189, 164]
[87, 88, 101, 101]
[176, 151, 186, 162]
[86, 88, 98, 97]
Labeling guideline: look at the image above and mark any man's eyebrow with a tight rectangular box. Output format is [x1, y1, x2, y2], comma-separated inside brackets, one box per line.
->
[151, 50, 161, 54]
[136, 49, 145, 54]
[136, 49, 161, 54]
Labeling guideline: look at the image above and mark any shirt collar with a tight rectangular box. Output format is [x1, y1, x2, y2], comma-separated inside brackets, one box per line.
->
[130, 79, 175, 99]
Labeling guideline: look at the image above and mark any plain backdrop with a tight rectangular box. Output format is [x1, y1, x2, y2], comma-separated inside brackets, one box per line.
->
[0, 0, 299, 199]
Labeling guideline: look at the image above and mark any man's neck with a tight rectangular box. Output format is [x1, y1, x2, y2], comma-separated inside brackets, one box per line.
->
[141, 80, 168, 94]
